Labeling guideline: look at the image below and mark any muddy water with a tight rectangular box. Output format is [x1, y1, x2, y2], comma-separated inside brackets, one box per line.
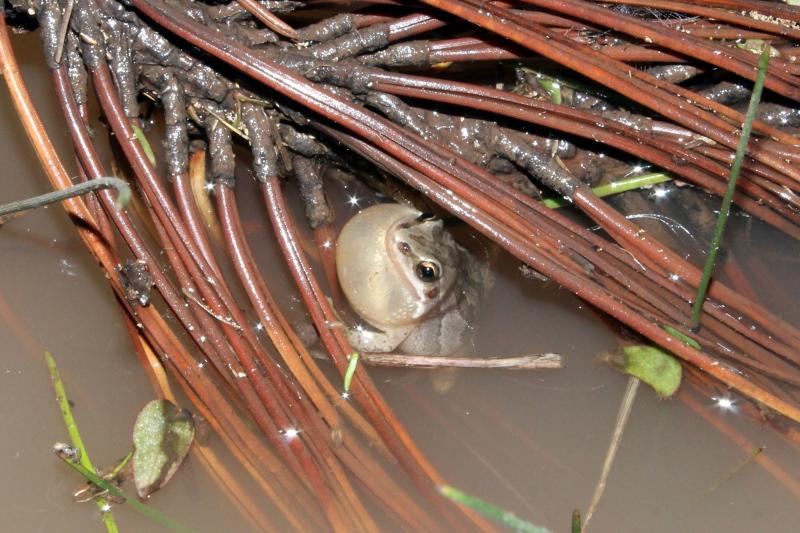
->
[0, 32, 252, 533]
[2, 30, 800, 533]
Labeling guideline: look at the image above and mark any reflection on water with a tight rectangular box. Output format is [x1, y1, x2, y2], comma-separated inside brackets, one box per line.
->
[2, 31, 800, 533]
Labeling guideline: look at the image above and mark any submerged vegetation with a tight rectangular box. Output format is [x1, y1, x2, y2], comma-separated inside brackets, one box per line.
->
[3, 0, 800, 530]
[47, 352, 191, 532]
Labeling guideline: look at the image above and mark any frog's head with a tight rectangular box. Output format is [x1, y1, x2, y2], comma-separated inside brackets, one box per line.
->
[336, 203, 460, 329]
[390, 210, 460, 311]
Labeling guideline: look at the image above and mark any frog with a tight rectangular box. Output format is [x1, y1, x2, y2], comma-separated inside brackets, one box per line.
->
[335, 203, 488, 356]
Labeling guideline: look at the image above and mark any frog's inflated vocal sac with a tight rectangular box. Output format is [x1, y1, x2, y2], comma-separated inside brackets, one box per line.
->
[336, 203, 486, 356]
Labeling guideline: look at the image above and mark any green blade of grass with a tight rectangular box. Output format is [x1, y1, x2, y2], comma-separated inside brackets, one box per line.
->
[45, 351, 119, 533]
[55, 450, 193, 533]
[571, 509, 582, 533]
[131, 123, 157, 167]
[536, 76, 562, 105]
[690, 46, 771, 329]
[343, 351, 360, 392]
[662, 325, 701, 350]
[439, 484, 552, 533]
[542, 172, 672, 209]
[108, 450, 133, 478]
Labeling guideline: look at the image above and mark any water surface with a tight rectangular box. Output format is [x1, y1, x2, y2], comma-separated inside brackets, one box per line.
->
[2, 30, 799, 533]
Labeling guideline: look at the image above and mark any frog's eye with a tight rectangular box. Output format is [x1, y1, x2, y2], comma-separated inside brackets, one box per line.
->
[415, 261, 441, 282]
[416, 212, 437, 222]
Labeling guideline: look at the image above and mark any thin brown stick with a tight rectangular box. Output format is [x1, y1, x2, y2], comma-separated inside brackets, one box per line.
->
[236, 0, 298, 39]
[584, 377, 640, 529]
[360, 352, 563, 369]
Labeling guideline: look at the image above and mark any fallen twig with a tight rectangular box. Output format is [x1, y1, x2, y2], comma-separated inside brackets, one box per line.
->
[0, 177, 130, 223]
[583, 376, 640, 529]
[360, 352, 563, 369]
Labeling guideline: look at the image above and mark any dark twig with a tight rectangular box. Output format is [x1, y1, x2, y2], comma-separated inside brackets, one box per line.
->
[0, 176, 130, 222]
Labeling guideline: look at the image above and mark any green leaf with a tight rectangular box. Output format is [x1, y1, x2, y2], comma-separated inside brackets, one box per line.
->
[343, 351, 360, 392]
[662, 325, 701, 350]
[131, 123, 157, 167]
[439, 484, 552, 533]
[616, 345, 682, 398]
[132, 400, 195, 499]
[542, 172, 671, 209]
[536, 76, 562, 105]
[736, 39, 780, 58]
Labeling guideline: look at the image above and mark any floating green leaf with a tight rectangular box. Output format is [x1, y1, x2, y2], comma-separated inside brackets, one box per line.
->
[439, 484, 552, 533]
[132, 399, 195, 499]
[610, 345, 682, 398]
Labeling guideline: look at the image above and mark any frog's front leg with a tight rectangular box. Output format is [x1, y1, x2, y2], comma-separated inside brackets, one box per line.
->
[347, 323, 414, 353]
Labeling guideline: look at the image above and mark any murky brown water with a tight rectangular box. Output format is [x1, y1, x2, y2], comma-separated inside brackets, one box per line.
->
[2, 31, 800, 533]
